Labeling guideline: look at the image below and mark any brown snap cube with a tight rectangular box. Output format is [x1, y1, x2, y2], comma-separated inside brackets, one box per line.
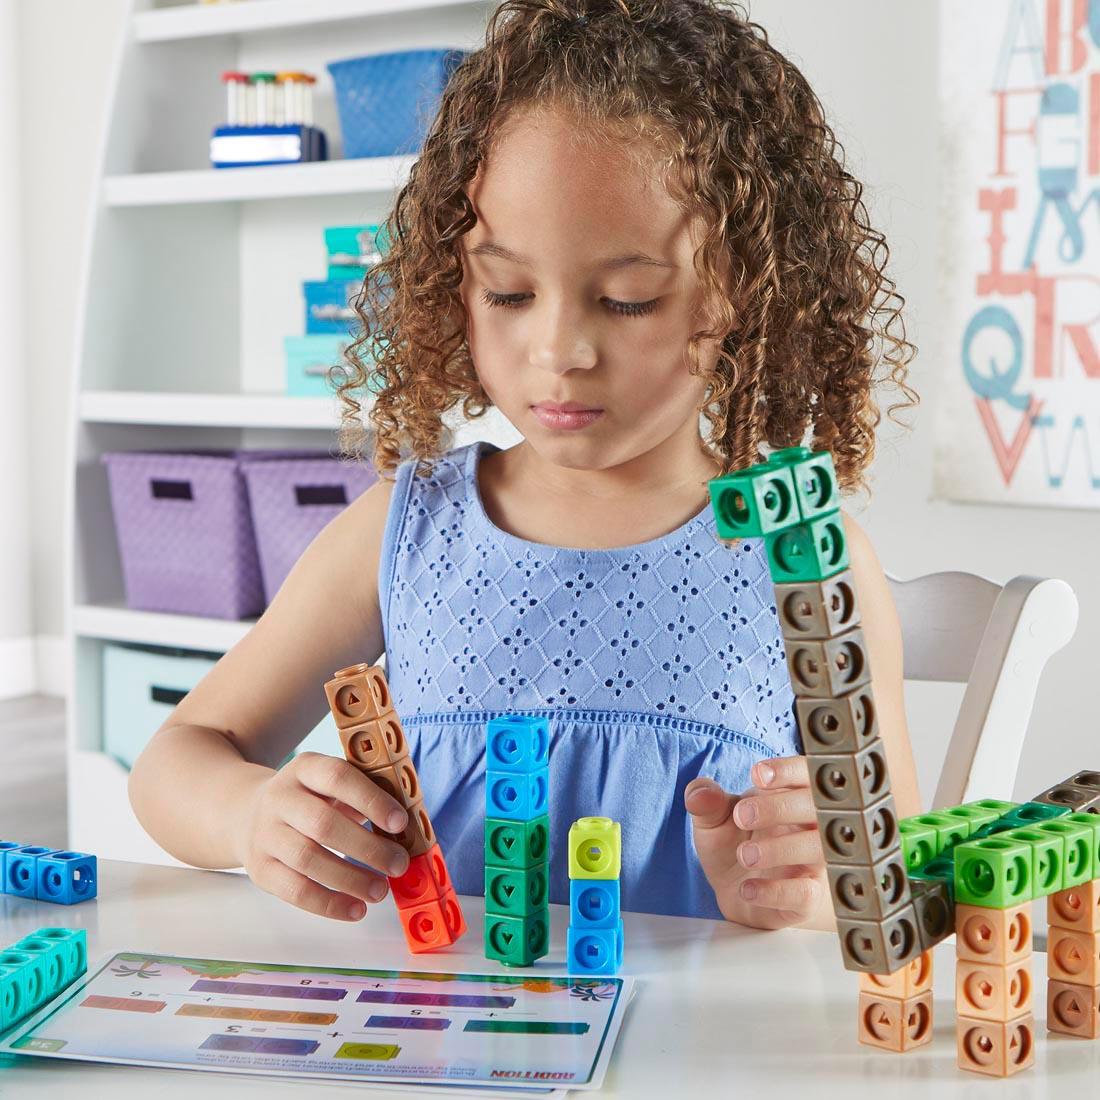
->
[324, 663, 393, 728]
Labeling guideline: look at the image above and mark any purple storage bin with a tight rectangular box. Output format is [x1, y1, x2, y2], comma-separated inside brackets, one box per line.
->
[241, 455, 377, 603]
[102, 450, 298, 620]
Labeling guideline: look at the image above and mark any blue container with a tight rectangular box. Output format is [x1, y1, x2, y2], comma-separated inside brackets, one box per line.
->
[304, 279, 361, 336]
[327, 48, 467, 159]
[284, 335, 353, 397]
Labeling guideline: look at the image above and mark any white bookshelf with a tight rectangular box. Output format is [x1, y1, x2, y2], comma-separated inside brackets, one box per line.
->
[66, 0, 514, 863]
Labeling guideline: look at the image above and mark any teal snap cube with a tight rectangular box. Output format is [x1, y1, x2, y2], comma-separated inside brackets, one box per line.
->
[708, 463, 799, 539]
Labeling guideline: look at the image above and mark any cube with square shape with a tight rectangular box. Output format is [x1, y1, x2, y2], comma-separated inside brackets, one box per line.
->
[817, 795, 898, 865]
[956, 958, 1032, 1021]
[339, 710, 408, 770]
[12, 936, 66, 1000]
[567, 817, 622, 880]
[567, 918, 624, 976]
[389, 844, 452, 910]
[4, 846, 54, 898]
[570, 879, 621, 930]
[485, 816, 549, 870]
[30, 927, 87, 985]
[1047, 979, 1100, 1038]
[324, 663, 392, 728]
[795, 688, 877, 755]
[485, 864, 549, 918]
[486, 716, 550, 774]
[484, 910, 549, 967]
[364, 755, 421, 809]
[954, 837, 1033, 907]
[768, 447, 840, 519]
[773, 570, 861, 640]
[826, 851, 910, 921]
[858, 949, 933, 998]
[1047, 925, 1100, 985]
[708, 462, 798, 539]
[910, 878, 954, 951]
[1048, 880, 1100, 933]
[837, 904, 921, 974]
[765, 512, 849, 583]
[0, 954, 32, 1030]
[376, 798, 436, 859]
[899, 820, 939, 872]
[1032, 819, 1093, 888]
[956, 1014, 1035, 1077]
[1034, 783, 1100, 814]
[858, 990, 933, 1052]
[486, 768, 549, 821]
[397, 887, 466, 953]
[809, 742, 890, 810]
[955, 902, 1032, 964]
[35, 851, 98, 905]
[1004, 826, 1063, 896]
[785, 629, 871, 698]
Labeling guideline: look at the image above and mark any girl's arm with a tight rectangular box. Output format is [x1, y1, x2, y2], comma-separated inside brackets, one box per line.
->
[128, 477, 412, 921]
[687, 513, 919, 930]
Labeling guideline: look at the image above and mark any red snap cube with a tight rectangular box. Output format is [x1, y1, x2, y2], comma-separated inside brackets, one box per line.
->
[389, 844, 453, 910]
[397, 888, 467, 953]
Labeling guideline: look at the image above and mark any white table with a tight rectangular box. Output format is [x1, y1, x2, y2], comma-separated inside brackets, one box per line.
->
[0, 860, 1096, 1097]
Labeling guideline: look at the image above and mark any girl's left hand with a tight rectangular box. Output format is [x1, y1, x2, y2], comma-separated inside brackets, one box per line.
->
[685, 756, 834, 931]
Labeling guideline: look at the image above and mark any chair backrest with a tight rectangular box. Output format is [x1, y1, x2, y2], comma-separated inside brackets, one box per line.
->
[886, 571, 1079, 810]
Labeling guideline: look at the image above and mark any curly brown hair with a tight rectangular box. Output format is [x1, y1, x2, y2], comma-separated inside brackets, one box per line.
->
[338, 0, 918, 491]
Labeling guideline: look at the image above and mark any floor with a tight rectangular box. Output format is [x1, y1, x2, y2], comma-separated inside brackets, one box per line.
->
[0, 694, 67, 848]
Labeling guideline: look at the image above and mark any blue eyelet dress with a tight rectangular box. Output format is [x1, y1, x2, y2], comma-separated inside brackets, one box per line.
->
[378, 441, 800, 920]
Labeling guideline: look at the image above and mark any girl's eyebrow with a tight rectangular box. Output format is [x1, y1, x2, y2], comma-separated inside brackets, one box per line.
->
[466, 240, 677, 270]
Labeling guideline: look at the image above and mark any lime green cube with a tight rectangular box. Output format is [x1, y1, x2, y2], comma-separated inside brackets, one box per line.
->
[567, 817, 621, 880]
[1059, 812, 1100, 878]
[899, 819, 938, 872]
[941, 804, 1004, 831]
[708, 463, 799, 539]
[1033, 819, 1093, 888]
[906, 812, 970, 854]
[954, 837, 1033, 907]
[964, 798, 1019, 817]
[1004, 826, 1063, 897]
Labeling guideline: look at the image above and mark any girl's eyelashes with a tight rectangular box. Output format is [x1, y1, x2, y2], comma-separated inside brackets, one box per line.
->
[478, 289, 659, 318]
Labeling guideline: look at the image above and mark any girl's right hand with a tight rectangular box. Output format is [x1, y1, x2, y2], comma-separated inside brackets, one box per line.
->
[234, 752, 412, 921]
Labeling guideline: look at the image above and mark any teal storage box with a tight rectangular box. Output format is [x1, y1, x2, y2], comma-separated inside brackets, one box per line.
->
[324, 224, 388, 281]
[103, 644, 220, 770]
[284, 335, 353, 397]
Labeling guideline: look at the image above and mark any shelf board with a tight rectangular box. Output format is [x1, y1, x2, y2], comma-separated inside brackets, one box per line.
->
[102, 155, 413, 206]
[135, 0, 483, 43]
[79, 390, 347, 429]
[74, 604, 254, 651]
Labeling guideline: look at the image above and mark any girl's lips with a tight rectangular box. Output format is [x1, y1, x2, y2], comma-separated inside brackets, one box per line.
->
[530, 405, 604, 431]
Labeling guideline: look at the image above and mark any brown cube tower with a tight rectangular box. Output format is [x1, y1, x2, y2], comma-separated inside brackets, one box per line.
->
[324, 663, 466, 953]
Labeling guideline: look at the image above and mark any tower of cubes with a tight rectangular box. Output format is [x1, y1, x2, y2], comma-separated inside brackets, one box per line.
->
[324, 663, 466, 953]
[483, 716, 551, 967]
[0, 927, 86, 1032]
[566, 817, 624, 975]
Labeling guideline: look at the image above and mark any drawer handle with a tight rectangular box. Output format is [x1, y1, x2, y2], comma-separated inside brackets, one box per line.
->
[150, 686, 188, 706]
[295, 485, 347, 506]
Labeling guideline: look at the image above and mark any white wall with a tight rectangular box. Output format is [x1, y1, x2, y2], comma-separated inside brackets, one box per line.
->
[15, 0, 1097, 799]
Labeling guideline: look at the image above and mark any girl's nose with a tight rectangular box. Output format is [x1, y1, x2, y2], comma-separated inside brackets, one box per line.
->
[528, 301, 597, 375]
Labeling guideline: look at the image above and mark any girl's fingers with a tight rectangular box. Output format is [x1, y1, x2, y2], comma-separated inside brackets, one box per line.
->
[739, 870, 823, 919]
[273, 823, 392, 904]
[733, 786, 817, 831]
[684, 777, 736, 831]
[738, 825, 822, 871]
[296, 752, 409, 834]
[252, 853, 369, 921]
[751, 755, 810, 790]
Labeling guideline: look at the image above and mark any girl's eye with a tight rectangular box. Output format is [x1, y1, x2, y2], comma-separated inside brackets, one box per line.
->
[479, 289, 658, 318]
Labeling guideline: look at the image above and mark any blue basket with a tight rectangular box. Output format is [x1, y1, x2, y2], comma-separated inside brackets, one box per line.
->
[327, 48, 467, 159]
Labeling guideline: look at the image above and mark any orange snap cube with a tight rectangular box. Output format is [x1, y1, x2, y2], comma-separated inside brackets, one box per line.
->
[324, 664, 392, 729]
[857, 990, 933, 1052]
[339, 711, 409, 769]
[397, 888, 467, 953]
[956, 1014, 1035, 1076]
[1047, 926, 1100, 985]
[389, 844, 453, 910]
[858, 950, 933, 998]
[377, 797, 437, 859]
[1047, 979, 1100, 1039]
[1049, 881, 1100, 934]
[954, 903, 1032, 965]
[955, 958, 1032, 1021]
[366, 754, 421, 808]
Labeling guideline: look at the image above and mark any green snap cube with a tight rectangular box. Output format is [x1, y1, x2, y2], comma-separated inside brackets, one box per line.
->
[971, 818, 1022, 841]
[898, 819, 938, 872]
[964, 798, 1019, 817]
[954, 837, 1033, 907]
[1001, 801, 1071, 827]
[1059, 813, 1100, 879]
[29, 928, 87, 987]
[485, 864, 549, 918]
[764, 513, 849, 583]
[1004, 826, 1063, 897]
[941, 804, 1004, 831]
[0, 951, 34, 1028]
[1033, 819, 1093, 888]
[708, 463, 799, 539]
[484, 910, 549, 967]
[484, 815, 549, 871]
[768, 447, 839, 520]
[12, 936, 66, 1001]
[907, 811, 970, 854]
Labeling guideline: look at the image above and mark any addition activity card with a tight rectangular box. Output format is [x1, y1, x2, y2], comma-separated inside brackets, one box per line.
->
[1, 952, 633, 1091]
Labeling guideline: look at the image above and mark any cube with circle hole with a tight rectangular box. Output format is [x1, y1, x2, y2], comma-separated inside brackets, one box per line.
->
[570, 879, 620, 929]
[486, 768, 549, 821]
[3, 845, 55, 899]
[484, 815, 550, 871]
[567, 919, 624, 975]
[31, 927, 86, 985]
[708, 462, 799, 540]
[485, 864, 549, 918]
[35, 851, 97, 905]
[486, 715, 550, 774]
[568, 818, 621, 880]
[0, 950, 33, 1028]
[485, 911, 550, 967]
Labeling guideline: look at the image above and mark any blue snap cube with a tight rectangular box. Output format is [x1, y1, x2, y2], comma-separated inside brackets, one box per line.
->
[32, 928, 87, 985]
[35, 851, 97, 905]
[12, 936, 65, 1001]
[486, 716, 550, 773]
[567, 918, 624, 975]
[486, 767, 549, 821]
[4, 846, 54, 898]
[569, 879, 620, 929]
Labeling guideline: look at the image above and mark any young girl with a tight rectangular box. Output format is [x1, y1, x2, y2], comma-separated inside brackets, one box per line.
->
[129, 0, 921, 933]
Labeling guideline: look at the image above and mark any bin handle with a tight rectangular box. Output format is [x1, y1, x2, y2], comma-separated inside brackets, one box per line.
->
[150, 479, 193, 501]
[295, 484, 348, 506]
[150, 685, 188, 706]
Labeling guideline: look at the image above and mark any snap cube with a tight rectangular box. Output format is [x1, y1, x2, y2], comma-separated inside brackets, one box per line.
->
[955, 902, 1032, 964]
[899, 819, 938, 872]
[4, 846, 54, 899]
[785, 628, 871, 697]
[389, 844, 452, 910]
[0, 953, 32, 1030]
[1002, 826, 1062, 897]
[567, 919, 624, 975]
[954, 837, 1033, 907]
[30, 927, 87, 985]
[858, 990, 933, 1052]
[764, 512, 849, 583]
[485, 865, 549, 918]
[568, 817, 622, 880]
[1059, 812, 1100, 878]
[376, 797, 436, 858]
[1048, 879, 1100, 933]
[35, 851, 97, 906]
[955, 958, 1033, 1020]
[484, 911, 549, 967]
[795, 688, 878, 755]
[773, 570, 861, 640]
[1048, 980, 1100, 1038]
[396, 889, 467, 954]
[956, 1014, 1035, 1077]
[826, 851, 910, 921]
[484, 815, 550, 870]
[486, 716, 550, 773]
[836, 904, 921, 974]
[570, 879, 621, 929]
[1047, 926, 1100, 985]
[817, 795, 898, 865]
[708, 462, 798, 539]
[910, 878, 954, 951]
[1034, 782, 1100, 813]
[858, 949, 933, 998]
[905, 811, 970, 853]
[486, 768, 549, 821]
[1032, 819, 1093, 888]
[769, 446, 840, 519]
[366, 755, 421, 809]
[808, 741, 890, 810]
[339, 710, 408, 770]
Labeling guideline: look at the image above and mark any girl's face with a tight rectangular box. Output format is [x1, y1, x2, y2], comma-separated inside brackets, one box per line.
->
[460, 106, 720, 473]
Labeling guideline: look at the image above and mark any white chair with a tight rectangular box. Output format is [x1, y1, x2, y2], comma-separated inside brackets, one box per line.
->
[887, 572, 1079, 810]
